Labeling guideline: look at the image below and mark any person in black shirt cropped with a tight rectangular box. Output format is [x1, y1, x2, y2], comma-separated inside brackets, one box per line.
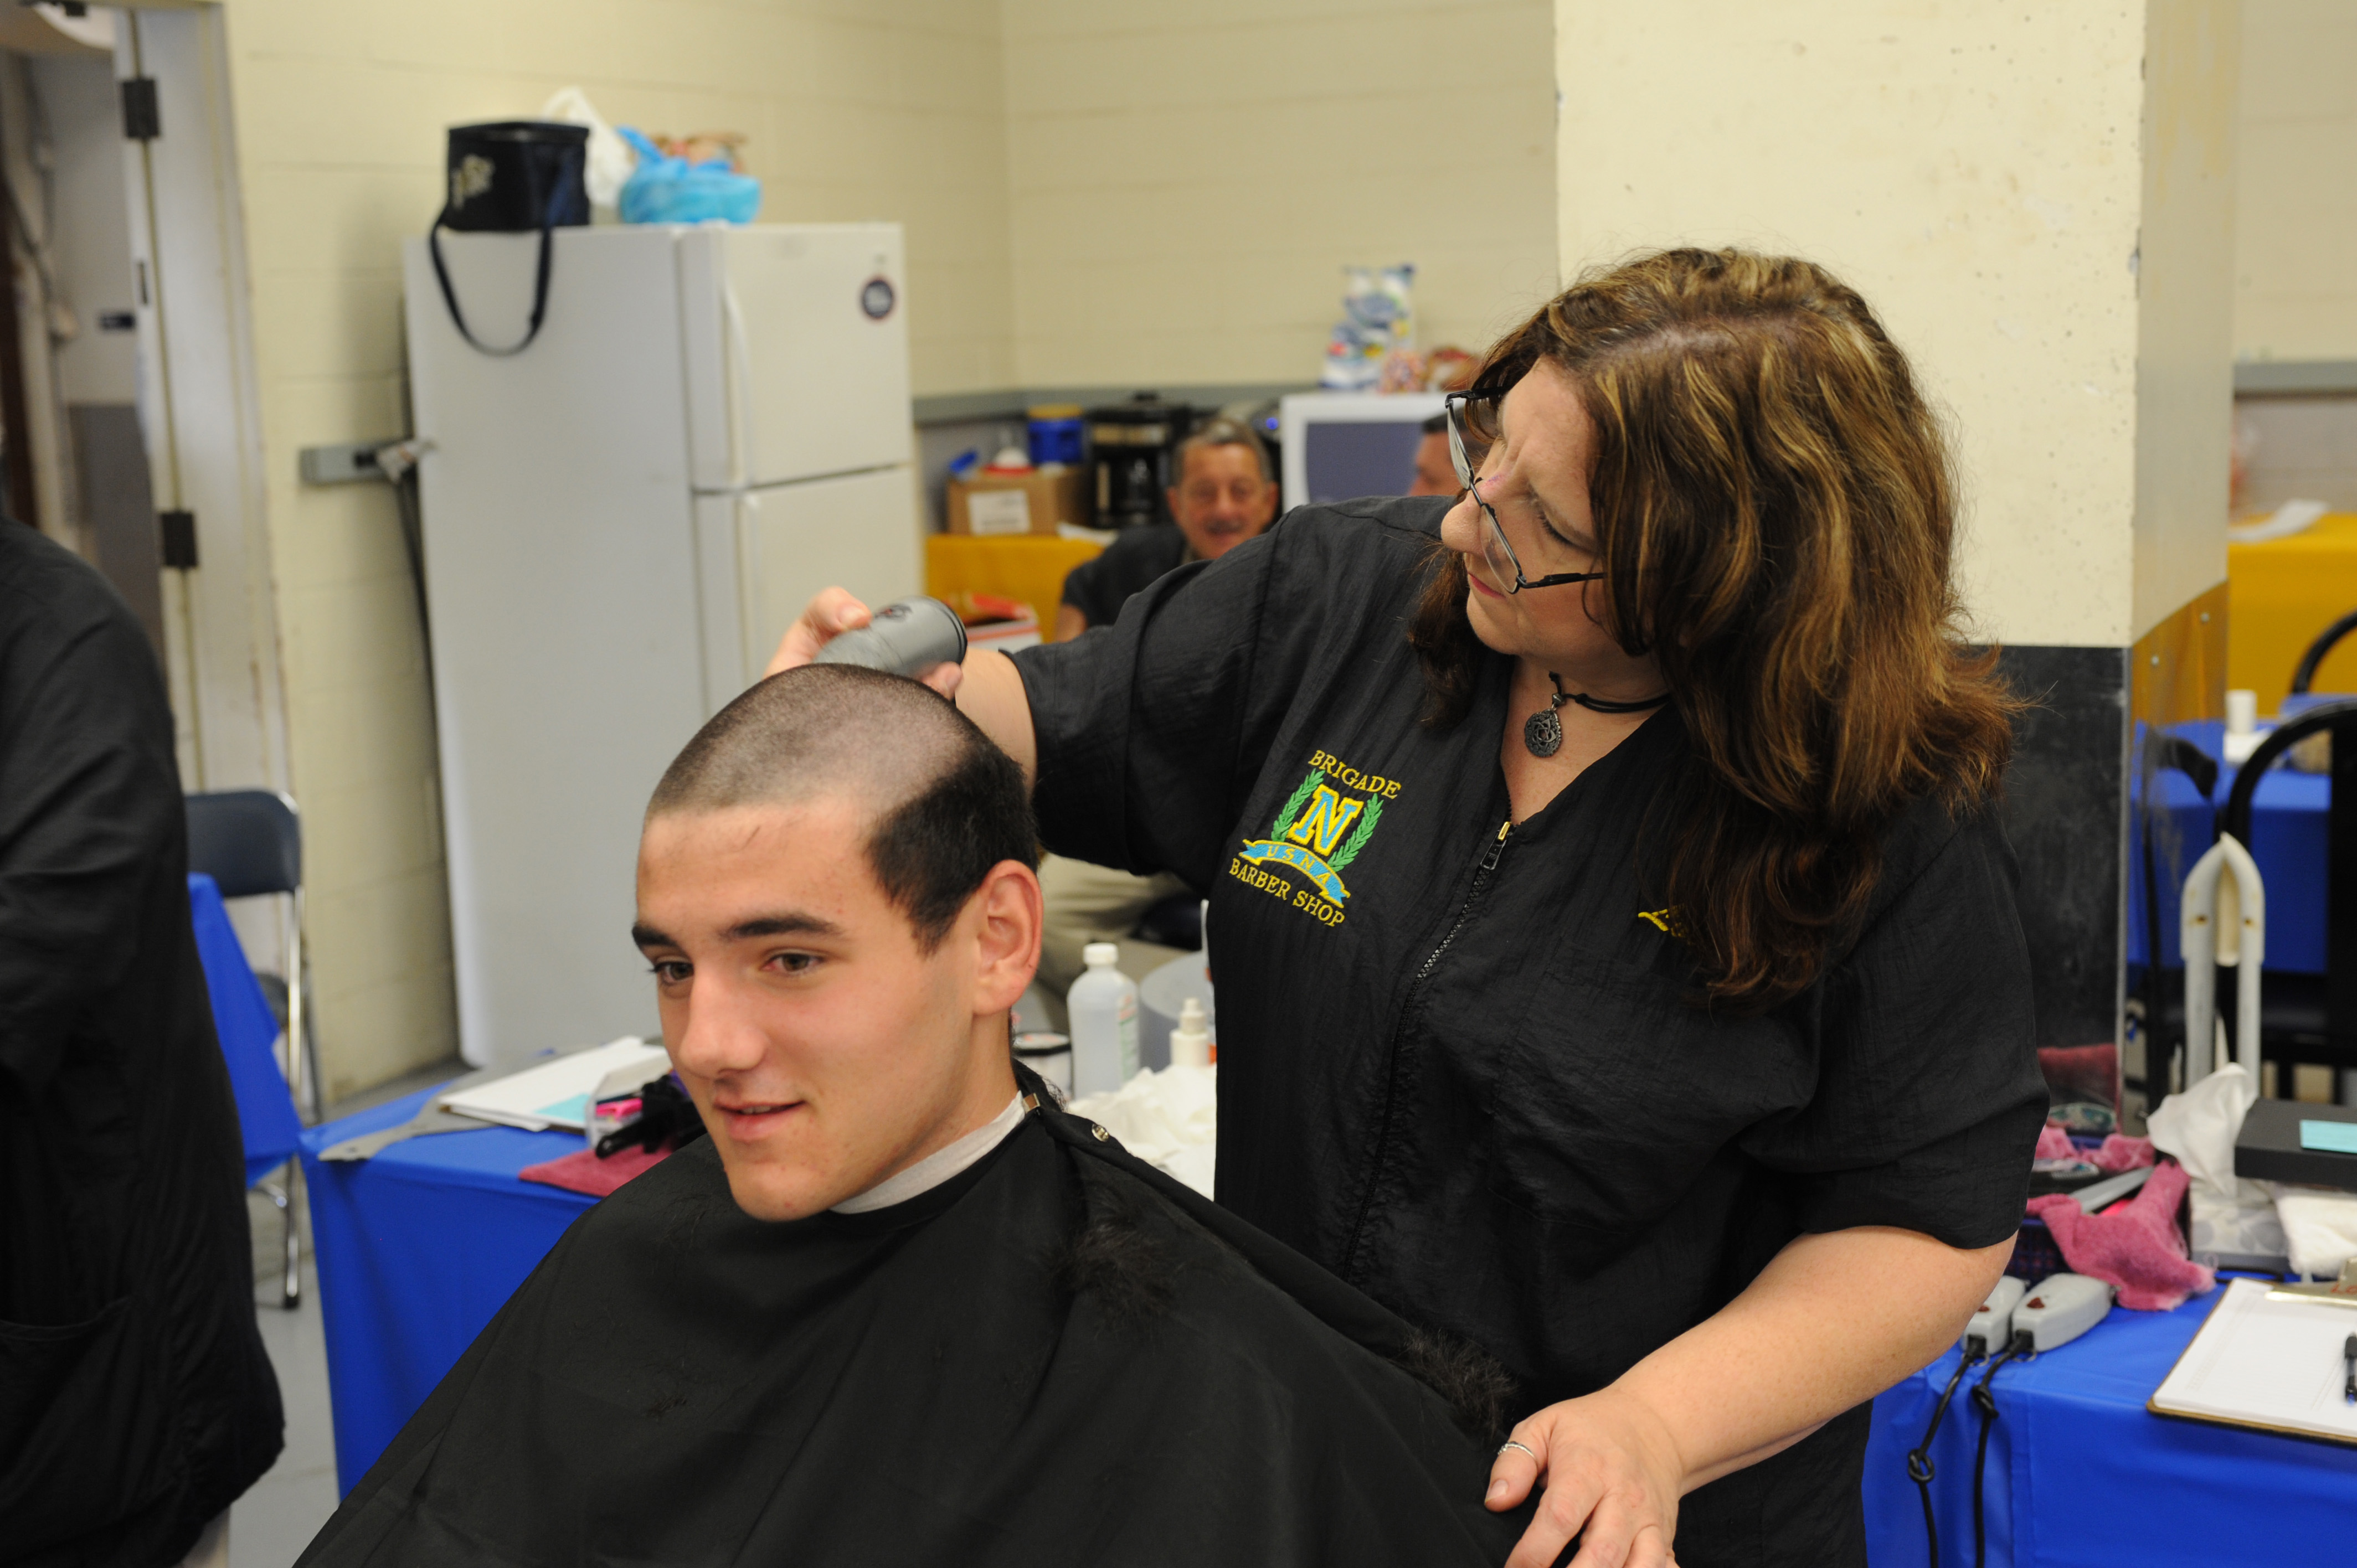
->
[0, 522, 283, 1564]
[1053, 416, 1277, 640]
[770, 249, 2043, 1568]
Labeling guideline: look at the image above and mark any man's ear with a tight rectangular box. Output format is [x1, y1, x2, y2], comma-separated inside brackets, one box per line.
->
[968, 860, 1042, 1015]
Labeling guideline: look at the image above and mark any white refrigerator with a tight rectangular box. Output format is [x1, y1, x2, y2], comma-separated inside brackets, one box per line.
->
[402, 223, 920, 1067]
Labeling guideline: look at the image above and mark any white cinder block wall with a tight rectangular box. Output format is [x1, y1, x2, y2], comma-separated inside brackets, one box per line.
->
[217, 0, 1560, 1097]
[222, 0, 1018, 1098]
[999, 0, 1560, 386]
[2235, 0, 2357, 361]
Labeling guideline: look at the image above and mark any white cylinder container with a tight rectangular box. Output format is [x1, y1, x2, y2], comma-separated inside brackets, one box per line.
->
[1067, 942, 1139, 1097]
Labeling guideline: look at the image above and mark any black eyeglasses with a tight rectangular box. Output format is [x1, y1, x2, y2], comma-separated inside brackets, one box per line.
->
[1444, 392, 1604, 594]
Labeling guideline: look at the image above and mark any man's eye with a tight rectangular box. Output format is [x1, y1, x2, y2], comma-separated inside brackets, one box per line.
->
[769, 951, 821, 975]
[649, 961, 692, 985]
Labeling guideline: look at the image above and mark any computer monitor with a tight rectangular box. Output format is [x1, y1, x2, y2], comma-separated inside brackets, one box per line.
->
[1279, 392, 1447, 511]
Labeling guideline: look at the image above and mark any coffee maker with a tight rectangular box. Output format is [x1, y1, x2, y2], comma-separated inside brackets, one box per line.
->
[1087, 393, 1194, 529]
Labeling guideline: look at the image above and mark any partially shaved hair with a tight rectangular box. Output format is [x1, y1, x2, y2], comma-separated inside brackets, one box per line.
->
[649, 664, 1036, 950]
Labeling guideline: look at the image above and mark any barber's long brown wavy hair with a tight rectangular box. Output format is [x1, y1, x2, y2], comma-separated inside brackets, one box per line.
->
[1411, 247, 2018, 1013]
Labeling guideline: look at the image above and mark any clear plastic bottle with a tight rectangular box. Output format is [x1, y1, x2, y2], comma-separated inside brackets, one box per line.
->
[1067, 942, 1139, 1097]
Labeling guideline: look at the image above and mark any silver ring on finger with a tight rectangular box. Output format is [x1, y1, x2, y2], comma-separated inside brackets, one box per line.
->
[1495, 1440, 1537, 1460]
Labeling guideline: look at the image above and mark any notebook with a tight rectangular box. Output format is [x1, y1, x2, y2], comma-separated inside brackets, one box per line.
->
[2148, 1278, 2357, 1445]
[438, 1036, 670, 1133]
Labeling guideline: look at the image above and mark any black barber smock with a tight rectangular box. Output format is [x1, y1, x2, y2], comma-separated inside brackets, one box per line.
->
[0, 523, 282, 1565]
[1013, 496, 2046, 1566]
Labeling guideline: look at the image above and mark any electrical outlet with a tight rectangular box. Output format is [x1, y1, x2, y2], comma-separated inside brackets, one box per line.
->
[299, 440, 404, 485]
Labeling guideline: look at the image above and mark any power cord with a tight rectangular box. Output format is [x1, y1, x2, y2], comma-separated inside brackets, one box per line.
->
[1970, 1333, 2032, 1568]
[370, 439, 438, 704]
[1907, 1347, 1982, 1568]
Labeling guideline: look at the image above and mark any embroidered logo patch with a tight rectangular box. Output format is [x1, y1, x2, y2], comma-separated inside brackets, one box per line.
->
[1637, 906, 1690, 940]
[1228, 750, 1398, 927]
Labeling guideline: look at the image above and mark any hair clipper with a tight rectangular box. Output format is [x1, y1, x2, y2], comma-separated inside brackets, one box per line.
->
[810, 596, 969, 678]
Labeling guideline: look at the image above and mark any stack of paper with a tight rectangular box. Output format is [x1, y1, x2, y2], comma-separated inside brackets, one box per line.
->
[2149, 1278, 2357, 1445]
[439, 1037, 671, 1132]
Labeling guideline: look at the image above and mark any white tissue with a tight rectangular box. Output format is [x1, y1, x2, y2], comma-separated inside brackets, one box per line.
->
[2268, 1185, 2357, 1281]
[2148, 1063, 2257, 1199]
[1066, 1064, 1218, 1198]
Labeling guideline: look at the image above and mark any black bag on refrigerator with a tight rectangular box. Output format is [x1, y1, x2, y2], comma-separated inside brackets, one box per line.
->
[428, 120, 590, 356]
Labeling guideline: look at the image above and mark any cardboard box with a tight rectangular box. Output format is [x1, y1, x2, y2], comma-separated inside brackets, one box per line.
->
[946, 467, 1090, 536]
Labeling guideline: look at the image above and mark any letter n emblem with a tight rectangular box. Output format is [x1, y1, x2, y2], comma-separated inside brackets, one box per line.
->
[1284, 785, 1363, 858]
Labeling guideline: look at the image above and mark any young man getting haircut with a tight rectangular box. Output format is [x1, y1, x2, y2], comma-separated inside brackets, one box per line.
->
[299, 665, 1527, 1567]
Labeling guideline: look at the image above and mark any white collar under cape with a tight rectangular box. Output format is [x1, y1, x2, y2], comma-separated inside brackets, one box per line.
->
[831, 1092, 1028, 1214]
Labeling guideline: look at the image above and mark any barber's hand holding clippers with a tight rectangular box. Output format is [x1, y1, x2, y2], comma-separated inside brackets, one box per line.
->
[766, 588, 966, 699]
[1488, 1390, 1682, 1568]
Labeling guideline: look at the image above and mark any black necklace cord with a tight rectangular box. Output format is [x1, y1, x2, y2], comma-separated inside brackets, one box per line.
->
[1545, 670, 1672, 715]
[1907, 1349, 1983, 1568]
[1970, 1339, 2031, 1568]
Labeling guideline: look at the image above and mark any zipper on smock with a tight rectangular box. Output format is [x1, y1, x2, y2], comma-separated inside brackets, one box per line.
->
[1337, 817, 1513, 1278]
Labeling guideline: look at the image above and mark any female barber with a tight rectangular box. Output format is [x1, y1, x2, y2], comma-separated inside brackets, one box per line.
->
[775, 249, 2043, 1568]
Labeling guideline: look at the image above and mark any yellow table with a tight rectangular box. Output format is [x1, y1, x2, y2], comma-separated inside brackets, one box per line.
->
[2229, 511, 2357, 710]
[925, 534, 1106, 645]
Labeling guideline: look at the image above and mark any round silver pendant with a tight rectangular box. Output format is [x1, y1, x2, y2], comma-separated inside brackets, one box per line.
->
[1523, 706, 1562, 757]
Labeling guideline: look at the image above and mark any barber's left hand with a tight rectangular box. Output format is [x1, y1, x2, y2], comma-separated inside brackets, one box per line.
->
[1486, 1388, 1683, 1568]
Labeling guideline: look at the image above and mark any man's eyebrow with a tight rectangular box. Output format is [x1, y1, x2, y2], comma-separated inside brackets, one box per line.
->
[722, 912, 845, 942]
[630, 922, 674, 950]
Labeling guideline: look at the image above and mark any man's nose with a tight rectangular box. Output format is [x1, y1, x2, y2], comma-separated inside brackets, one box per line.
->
[668, 972, 770, 1079]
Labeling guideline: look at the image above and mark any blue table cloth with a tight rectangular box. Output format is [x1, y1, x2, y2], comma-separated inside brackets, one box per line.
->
[189, 871, 302, 1184]
[300, 1087, 593, 1493]
[1864, 1283, 2357, 1566]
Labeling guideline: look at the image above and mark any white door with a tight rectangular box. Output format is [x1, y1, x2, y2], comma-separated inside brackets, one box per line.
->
[679, 224, 912, 491]
[734, 467, 922, 688]
[116, 7, 284, 797]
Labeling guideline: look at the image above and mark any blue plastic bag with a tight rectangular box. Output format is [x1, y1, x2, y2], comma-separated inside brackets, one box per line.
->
[615, 127, 762, 225]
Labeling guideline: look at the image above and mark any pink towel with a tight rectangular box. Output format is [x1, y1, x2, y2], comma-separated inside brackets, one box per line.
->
[518, 1142, 672, 1198]
[2091, 1133, 2155, 1172]
[2034, 1123, 2078, 1162]
[2025, 1159, 2212, 1311]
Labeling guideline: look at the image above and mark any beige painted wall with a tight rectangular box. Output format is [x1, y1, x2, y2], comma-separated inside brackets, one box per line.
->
[1555, 0, 2236, 648]
[999, 0, 1559, 386]
[2234, 0, 2357, 360]
[215, 0, 1562, 1096]
[219, 0, 1017, 1097]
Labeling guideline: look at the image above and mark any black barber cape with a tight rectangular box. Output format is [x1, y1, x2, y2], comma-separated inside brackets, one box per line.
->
[298, 1094, 1530, 1566]
[0, 524, 282, 1565]
[1015, 497, 2047, 1567]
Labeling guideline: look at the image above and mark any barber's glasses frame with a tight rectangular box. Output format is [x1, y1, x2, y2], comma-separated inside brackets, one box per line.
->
[1444, 393, 1605, 593]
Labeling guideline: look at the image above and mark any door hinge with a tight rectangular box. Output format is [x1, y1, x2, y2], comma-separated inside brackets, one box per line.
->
[120, 77, 159, 141]
[159, 509, 197, 569]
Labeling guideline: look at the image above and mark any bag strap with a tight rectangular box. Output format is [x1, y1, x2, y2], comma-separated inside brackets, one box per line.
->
[426, 192, 559, 357]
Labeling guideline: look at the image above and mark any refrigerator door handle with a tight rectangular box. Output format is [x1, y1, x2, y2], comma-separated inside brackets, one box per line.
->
[722, 282, 755, 492]
[734, 488, 761, 684]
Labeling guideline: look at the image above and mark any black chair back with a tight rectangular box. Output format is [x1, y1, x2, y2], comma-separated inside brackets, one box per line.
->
[186, 790, 302, 898]
[2291, 608, 2357, 696]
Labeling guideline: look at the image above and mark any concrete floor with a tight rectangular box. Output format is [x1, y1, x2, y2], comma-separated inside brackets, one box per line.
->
[234, 1191, 337, 1567]
[231, 1060, 464, 1565]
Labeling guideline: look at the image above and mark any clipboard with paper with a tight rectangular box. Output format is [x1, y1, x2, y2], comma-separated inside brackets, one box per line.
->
[2148, 1268, 2357, 1446]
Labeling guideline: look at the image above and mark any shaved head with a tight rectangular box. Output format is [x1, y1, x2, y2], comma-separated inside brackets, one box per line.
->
[649, 664, 1035, 948]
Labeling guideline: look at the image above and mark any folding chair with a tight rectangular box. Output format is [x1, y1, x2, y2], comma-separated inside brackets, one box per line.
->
[186, 790, 312, 1308]
[185, 790, 314, 1118]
